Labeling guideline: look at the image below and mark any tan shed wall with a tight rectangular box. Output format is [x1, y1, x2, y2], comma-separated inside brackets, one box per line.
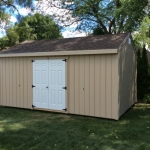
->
[68, 54, 119, 119]
[0, 54, 119, 120]
[118, 37, 137, 117]
[0, 57, 33, 109]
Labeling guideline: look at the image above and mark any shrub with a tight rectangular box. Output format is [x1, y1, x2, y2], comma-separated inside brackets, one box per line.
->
[143, 94, 150, 103]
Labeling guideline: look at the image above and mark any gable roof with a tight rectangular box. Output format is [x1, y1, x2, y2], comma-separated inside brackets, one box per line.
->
[0, 33, 129, 54]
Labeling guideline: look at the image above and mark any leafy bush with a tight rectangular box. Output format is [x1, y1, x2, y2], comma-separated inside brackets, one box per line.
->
[143, 94, 150, 103]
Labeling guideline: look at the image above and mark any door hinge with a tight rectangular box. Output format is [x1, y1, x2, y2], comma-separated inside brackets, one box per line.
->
[62, 86, 67, 90]
[62, 108, 67, 111]
[32, 60, 35, 63]
[32, 85, 36, 88]
[32, 105, 36, 108]
[62, 59, 66, 62]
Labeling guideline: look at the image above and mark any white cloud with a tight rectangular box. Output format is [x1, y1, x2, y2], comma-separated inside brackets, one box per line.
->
[18, 7, 31, 16]
[62, 30, 87, 38]
[0, 21, 7, 38]
[10, 16, 17, 23]
[12, 5, 32, 16]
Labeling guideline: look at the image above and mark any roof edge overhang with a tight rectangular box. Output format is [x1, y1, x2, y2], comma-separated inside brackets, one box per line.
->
[0, 49, 118, 57]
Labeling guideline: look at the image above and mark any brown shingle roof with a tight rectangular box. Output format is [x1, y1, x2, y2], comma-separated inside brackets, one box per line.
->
[0, 33, 129, 54]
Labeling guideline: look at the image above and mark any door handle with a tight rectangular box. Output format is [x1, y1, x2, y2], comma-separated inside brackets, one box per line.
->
[46, 86, 48, 88]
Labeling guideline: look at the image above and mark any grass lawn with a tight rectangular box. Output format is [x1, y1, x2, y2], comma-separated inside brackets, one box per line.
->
[0, 105, 150, 150]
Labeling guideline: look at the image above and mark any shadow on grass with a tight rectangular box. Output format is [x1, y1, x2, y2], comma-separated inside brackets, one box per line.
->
[0, 105, 150, 150]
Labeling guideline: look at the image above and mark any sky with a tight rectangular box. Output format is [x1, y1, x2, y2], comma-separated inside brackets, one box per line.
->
[0, 0, 87, 38]
[36, 0, 88, 38]
[0, 7, 31, 38]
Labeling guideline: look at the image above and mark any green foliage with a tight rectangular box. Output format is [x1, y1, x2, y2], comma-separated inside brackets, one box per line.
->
[141, 46, 149, 75]
[61, 0, 149, 33]
[0, 0, 34, 24]
[0, 36, 9, 49]
[0, 13, 62, 50]
[137, 46, 150, 100]
[93, 26, 106, 35]
[6, 27, 19, 46]
[115, 0, 149, 32]
[133, 16, 150, 50]
[17, 13, 62, 42]
[0, 11, 10, 24]
[137, 49, 141, 64]
[143, 93, 150, 103]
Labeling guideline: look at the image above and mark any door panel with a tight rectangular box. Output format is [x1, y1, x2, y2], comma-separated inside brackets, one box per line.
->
[33, 60, 49, 109]
[49, 60, 66, 110]
[33, 59, 66, 111]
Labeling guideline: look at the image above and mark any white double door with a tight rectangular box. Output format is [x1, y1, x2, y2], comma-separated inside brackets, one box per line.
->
[33, 59, 66, 111]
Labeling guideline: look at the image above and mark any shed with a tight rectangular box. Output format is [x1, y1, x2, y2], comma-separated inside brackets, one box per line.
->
[0, 33, 137, 120]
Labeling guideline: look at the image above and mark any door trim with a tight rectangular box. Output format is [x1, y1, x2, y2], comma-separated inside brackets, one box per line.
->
[32, 58, 67, 112]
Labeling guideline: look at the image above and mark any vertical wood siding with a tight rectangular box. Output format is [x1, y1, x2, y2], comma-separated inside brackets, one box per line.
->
[0, 54, 119, 119]
[84, 56, 90, 116]
[68, 54, 119, 119]
[0, 57, 33, 109]
[68, 56, 75, 113]
[118, 37, 137, 117]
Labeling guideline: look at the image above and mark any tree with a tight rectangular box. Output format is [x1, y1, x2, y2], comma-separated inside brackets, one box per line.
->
[0, 36, 9, 49]
[6, 26, 19, 46]
[0, 13, 62, 49]
[93, 26, 105, 35]
[42, 0, 149, 34]
[133, 16, 150, 50]
[17, 13, 62, 42]
[137, 46, 150, 99]
[0, 0, 34, 25]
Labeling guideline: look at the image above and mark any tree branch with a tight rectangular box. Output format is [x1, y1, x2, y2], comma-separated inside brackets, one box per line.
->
[109, 18, 115, 33]
[1, 0, 20, 15]
[118, 17, 125, 33]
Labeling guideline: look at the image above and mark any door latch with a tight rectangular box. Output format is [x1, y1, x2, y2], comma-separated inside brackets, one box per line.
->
[62, 108, 67, 111]
[32, 85, 36, 88]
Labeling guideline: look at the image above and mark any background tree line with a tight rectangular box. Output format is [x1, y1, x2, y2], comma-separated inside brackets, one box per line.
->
[0, 0, 149, 48]
[0, 13, 62, 50]
[137, 46, 150, 102]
